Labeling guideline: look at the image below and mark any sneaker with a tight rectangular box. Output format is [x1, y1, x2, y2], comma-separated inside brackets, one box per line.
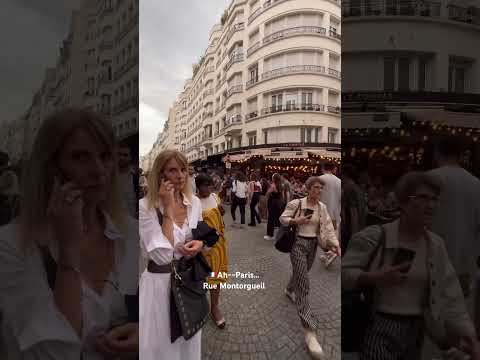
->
[285, 289, 296, 303]
[264, 235, 275, 241]
[305, 330, 324, 359]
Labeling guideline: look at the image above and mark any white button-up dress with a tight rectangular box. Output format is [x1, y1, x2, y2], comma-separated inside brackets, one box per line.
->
[138, 194, 203, 360]
[0, 214, 139, 359]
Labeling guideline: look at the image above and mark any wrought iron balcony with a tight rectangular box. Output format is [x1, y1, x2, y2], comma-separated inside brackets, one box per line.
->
[263, 26, 326, 45]
[261, 65, 325, 81]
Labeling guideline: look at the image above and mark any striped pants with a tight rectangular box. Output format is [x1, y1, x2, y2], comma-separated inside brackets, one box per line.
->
[287, 235, 320, 330]
[360, 312, 424, 360]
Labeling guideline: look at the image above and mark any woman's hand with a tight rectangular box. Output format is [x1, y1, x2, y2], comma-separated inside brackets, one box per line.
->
[158, 178, 175, 208]
[362, 263, 410, 288]
[330, 244, 341, 257]
[460, 336, 480, 359]
[95, 323, 139, 357]
[47, 177, 85, 250]
[293, 214, 312, 226]
[179, 240, 203, 257]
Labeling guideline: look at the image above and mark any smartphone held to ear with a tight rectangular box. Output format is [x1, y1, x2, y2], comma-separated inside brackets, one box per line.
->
[392, 248, 416, 273]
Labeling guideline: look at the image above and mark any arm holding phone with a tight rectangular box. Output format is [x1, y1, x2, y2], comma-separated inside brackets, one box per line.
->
[47, 175, 86, 337]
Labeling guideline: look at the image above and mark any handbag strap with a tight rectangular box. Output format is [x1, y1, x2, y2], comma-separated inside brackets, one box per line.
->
[365, 225, 387, 271]
[292, 199, 302, 220]
[155, 207, 175, 263]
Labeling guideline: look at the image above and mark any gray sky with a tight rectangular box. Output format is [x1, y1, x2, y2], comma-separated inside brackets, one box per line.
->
[1, 0, 81, 125]
[139, 0, 230, 156]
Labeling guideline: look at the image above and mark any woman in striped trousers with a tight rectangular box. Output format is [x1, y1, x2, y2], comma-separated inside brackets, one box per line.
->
[280, 176, 340, 359]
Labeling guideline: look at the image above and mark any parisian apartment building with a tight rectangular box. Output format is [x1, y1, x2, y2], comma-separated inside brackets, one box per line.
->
[2, 0, 139, 162]
[142, 0, 342, 170]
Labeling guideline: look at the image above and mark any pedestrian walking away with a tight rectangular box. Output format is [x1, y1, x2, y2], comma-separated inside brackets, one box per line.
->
[248, 173, 262, 226]
[230, 172, 248, 225]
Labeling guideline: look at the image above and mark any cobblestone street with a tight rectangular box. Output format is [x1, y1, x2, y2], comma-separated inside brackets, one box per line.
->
[201, 207, 341, 360]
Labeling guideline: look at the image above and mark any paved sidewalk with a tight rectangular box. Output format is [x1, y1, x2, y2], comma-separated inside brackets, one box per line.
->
[201, 208, 341, 360]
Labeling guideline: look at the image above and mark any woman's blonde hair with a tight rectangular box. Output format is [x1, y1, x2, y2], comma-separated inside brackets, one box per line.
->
[20, 108, 127, 252]
[146, 150, 192, 209]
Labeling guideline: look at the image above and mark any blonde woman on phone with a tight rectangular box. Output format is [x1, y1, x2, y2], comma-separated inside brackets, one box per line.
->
[0, 108, 139, 359]
[139, 150, 204, 360]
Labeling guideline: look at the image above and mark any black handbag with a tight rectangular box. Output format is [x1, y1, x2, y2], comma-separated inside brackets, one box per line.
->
[169, 254, 211, 343]
[341, 225, 386, 352]
[274, 199, 302, 253]
[154, 209, 212, 343]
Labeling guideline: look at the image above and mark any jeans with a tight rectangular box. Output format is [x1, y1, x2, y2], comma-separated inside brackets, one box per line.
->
[231, 195, 246, 224]
[249, 192, 261, 225]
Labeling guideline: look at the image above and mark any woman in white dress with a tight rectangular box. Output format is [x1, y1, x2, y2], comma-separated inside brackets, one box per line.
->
[0, 108, 139, 359]
[139, 150, 204, 360]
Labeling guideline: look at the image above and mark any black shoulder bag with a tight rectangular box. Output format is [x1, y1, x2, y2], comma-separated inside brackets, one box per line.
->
[155, 209, 214, 343]
[341, 225, 386, 352]
[275, 199, 302, 253]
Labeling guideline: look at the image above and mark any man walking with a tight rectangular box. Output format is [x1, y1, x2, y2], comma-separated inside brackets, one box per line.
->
[319, 163, 341, 267]
[429, 140, 480, 303]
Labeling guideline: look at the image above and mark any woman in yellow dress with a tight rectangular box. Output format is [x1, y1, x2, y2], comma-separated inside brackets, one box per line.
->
[195, 173, 228, 329]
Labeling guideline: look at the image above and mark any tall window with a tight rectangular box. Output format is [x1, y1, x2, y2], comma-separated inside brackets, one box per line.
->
[285, 93, 297, 111]
[271, 94, 283, 112]
[315, 127, 321, 143]
[301, 92, 313, 110]
[250, 65, 258, 83]
[264, 130, 268, 144]
[249, 134, 257, 146]
[384, 57, 395, 91]
[398, 57, 410, 91]
[418, 59, 426, 91]
[328, 128, 338, 143]
[448, 62, 467, 93]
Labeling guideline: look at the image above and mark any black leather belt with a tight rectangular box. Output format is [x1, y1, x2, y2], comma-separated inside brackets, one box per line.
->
[376, 312, 422, 321]
[297, 235, 317, 240]
[147, 260, 172, 273]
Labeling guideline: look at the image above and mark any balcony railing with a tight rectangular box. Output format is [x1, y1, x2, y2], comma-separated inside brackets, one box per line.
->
[328, 68, 341, 78]
[99, 40, 114, 51]
[261, 104, 322, 115]
[225, 114, 242, 128]
[448, 5, 480, 25]
[245, 111, 258, 120]
[262, 65, 325, 81]
[246, 77, 259, 89]
[225, 52, 244, 71]
[327, 105, 341, 114]
[263, 26, 326, 44]
[114, 55, 138, 80]
[116, 13, 138, 43]
[203, 88, 214, 98]
[113, 96, 138, 115]
[247, 41, 262, 57]
[204, 66, 215, 75]
[342, 0, 442, 18]
[329, 30, 341, 40]
[225, 22, 245, 44]
[248, 7, 263, 24]
[227, 84, 243, 98]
